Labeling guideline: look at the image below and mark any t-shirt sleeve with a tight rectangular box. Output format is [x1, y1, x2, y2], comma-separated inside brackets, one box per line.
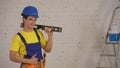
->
[38, 30, 47, 47]
[9, 34, 21, 52]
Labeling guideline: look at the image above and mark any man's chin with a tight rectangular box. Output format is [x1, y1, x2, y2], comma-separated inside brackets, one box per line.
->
[29, 26, 34, 29]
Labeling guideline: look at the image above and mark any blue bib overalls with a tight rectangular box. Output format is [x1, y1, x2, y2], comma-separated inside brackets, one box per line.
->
[17, 29, 43, 68]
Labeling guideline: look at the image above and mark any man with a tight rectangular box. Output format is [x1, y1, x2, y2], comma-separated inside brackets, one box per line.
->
[9, 6, 53, 68]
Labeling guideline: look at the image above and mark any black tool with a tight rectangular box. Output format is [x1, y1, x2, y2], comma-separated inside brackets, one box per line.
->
[21, 23, 62, 32]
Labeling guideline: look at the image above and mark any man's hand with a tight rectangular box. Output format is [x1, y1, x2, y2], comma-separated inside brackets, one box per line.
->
[30, 54, 38, 64]
[45, 27, 53, 37]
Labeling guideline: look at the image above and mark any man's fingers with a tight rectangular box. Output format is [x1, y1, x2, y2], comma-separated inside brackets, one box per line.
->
[45, 27, 52, 32]
[32, 54, 37, 58]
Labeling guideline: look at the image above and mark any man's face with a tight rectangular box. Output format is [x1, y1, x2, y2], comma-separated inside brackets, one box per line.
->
[24, 16, 37, 29]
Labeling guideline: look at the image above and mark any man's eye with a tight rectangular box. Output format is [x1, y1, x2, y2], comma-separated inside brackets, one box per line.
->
[34, 19, 37, 21]
[29, 18, 33, 21]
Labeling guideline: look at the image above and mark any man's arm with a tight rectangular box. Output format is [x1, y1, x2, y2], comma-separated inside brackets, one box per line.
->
[43, 27, 53, 52]
[9, 51, 38, 64]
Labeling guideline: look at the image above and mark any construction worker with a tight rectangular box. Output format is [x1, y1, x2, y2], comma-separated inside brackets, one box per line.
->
[9, 6, 53, 68]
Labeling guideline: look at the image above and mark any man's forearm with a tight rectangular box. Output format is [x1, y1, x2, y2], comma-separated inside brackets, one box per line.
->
[10, 54, 31, 64]
[45, 36, 53, 52]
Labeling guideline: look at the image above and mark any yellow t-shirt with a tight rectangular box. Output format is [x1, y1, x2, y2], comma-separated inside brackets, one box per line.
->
[9, 29, 47, 58]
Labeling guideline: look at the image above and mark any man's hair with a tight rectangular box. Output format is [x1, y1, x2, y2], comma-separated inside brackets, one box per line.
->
[23, 15, 28, 19]
[22, 15, 29, 27]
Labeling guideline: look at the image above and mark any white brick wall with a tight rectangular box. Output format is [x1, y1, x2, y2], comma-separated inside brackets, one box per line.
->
[0, 0, 119, 68]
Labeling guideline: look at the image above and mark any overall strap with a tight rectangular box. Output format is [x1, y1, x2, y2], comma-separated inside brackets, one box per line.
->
[33, 28, 40, 41]
[17, 29, 40, 45]
[17, 32, 27, 45]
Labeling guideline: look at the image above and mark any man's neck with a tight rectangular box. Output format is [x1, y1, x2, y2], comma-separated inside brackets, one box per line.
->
[23, 28, 33, 32]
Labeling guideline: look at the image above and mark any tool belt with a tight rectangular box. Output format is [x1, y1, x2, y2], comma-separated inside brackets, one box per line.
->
[21, 52, 46, 68]
[21, 60, 44, 68]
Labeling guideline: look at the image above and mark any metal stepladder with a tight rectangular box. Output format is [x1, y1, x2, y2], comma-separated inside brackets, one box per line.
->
[96, 6, 120, 68]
